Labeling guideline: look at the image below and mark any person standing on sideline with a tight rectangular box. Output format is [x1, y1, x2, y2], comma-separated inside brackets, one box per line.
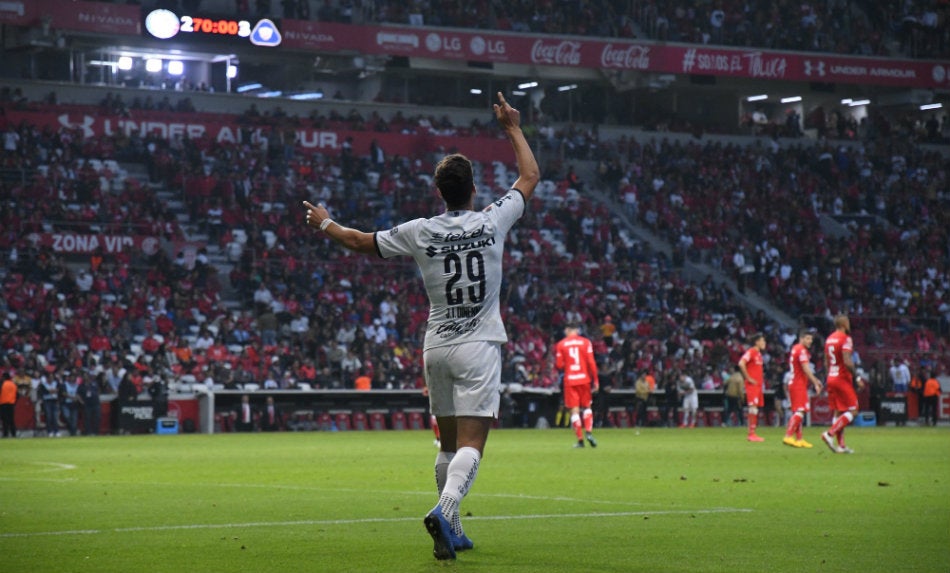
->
[235, 394, 255, 432]
[302, 92, 539, 561]
[554, 322, 600, 447]
[1, 372, 17, 438]
[821, 314, 865, 453]
[722, 365, 745, 427]
[39, 373, 62, 437]
[738, 333, 767, 441]
[783, 329, 823, 448]
[922, 371, 941, 426]
[79, 373, 103, 436]
[678, 372, 698, 427]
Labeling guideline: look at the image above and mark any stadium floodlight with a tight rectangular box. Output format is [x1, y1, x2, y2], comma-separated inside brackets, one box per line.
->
[258, 90, 283, 98]
[290, 92, 324, 100]
[840, 98, 853, 105]
[848, 99, 870, 107]
[780, 96, 802, 103]
[518, 81, 538, 89]
[117, 56, 133, 71]
[470, 88, 482, 95]
[511, 90, 527, 96]
[746, 94, 768, 102]
[167, 61, 184, 76]
[236, 83, 263, 93]
[227, 65, 238, 79]
[919, 103, 942, 111]
[557, 84, 578, 92]
[145, 58, 163, 73]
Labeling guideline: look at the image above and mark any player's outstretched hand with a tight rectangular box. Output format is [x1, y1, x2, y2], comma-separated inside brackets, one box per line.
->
[493, 92, 521, 130]
[303, 200, 329, 231]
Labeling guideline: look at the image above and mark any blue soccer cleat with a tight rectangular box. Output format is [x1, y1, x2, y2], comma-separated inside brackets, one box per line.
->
[453, 531, 474, 551]
[423, 505, 457, 560]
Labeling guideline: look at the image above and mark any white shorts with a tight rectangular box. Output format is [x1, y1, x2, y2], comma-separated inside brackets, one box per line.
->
[424, 340, 502, 418]
[682, 393, 698, 412]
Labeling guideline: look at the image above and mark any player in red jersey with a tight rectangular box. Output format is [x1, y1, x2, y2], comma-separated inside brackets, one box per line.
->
[738, 333, 767, 442]
[783, 329, 823, 448]
[555, 322, 599, 448]
[821, 314, 865, 454]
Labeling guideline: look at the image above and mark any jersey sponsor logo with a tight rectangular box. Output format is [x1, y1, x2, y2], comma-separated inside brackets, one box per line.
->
[425, 236, 495, 258]
[389, 226, 399, 236]
[431, 225, 485, 242]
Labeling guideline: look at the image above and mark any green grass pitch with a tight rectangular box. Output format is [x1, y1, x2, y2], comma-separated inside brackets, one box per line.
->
[2, 426, 948, 573]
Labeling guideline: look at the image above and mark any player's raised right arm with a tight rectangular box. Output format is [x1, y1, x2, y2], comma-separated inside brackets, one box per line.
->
[493, 92, 539, 202]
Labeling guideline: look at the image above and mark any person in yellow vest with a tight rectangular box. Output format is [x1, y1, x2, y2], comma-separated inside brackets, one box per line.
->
[1, 372, 17, 438]
[922, 371, 942, 427]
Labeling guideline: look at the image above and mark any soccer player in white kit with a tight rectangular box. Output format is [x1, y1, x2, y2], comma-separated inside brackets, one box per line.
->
[303, 92, 539, 561]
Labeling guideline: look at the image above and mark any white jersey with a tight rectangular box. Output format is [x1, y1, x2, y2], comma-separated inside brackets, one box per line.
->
[375, 189, 525, 350]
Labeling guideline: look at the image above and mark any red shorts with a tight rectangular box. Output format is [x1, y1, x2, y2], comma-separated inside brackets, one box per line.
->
[788, 388, 811, 412]
[745, 383, 763, 407]
[826, 378, 858, 412]
[564, 384, 592, 410]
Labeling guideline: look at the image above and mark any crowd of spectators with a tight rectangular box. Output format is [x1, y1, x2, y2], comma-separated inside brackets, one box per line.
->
[1, 86, 947, 435]
[355, 0, 947, 59]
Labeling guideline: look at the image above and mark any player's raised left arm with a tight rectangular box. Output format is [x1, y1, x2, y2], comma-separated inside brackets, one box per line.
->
[303, 201, 377, 255]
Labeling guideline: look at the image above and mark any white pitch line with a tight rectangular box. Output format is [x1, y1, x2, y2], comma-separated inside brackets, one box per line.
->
[0, 478, 650, 507]
[0, 508, 752, 539]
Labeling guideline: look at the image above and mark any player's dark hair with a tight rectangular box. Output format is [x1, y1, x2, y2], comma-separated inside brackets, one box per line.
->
[799, 328, 813, 339]
[434, 153, 475, 209]
[749, 332, 764, 345]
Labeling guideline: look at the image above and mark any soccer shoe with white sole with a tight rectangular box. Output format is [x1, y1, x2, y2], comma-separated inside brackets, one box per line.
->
[839, 445, 854, 454]
[453, 531, 474, 551]
[796, 439, 814, 449]
[820, 431, 842, 453]
[782, 436, 800, 447]
[586, 432, 598, 448]
[573, 440, 585, 448]
[423, 505, 456, 560]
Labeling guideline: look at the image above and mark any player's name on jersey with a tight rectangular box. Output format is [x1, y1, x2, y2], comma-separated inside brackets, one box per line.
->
[445, 305, 482, 319]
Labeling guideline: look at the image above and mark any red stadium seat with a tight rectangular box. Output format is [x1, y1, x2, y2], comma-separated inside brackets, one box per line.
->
[351, 411, 367, 431]
[368, 411, 387, 430]
[406, 409, 425, 430]
[333, 411, 352, 431]
[611, 408, 630, 428]
[391, 410, 407, 430]
[706, 408, 723, 427]
[316, 412, 333, 431]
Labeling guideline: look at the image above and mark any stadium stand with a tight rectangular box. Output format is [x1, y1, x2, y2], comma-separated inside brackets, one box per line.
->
[1, 0, 947, 433]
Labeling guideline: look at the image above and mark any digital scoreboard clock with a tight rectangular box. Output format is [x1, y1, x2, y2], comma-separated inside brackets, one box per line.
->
[144, 9, 282, 47]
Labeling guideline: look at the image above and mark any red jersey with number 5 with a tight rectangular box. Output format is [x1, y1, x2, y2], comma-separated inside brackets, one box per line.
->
[824, 330, 853, 384]
[555, 334, 599, 387]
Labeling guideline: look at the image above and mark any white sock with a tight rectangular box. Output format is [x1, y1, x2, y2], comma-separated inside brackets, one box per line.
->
[435, 451, 454, 495]
[438, 446, 480, 535]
